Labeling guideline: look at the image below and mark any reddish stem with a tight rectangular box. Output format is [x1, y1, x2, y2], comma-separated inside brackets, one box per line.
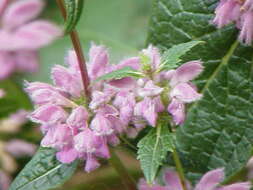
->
[56, 0, 90, 98]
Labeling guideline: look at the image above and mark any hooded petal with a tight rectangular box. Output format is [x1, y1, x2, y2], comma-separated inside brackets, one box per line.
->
[168, 98, 185, 125]
[88, 43, 109, 80]
[195, 168, 224, 190]
[2, 0, 44, 29]
[41, 124, 72, 149]
[170, 83, 202, 103]
[138, 80, 164, 97]
[30, 104, 68, 124]
[85, 154, 100, 173]
[213, 0, 241, 28]
[56, 147, 78, 164]
[142, 97, 158, 127]
[170, 61, 203, 86]
[238, 11, 253, 45]
[90, 113, 114, 136]
[163, 169, 184, 190]
[13, 20, 62, 50]
[52, 65, 83, 97]
[67, 106, 89, 129]
[74, 129, 101, 153]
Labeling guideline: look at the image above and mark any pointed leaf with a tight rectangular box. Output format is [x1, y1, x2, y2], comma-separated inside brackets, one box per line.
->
[137, 123, 175, 183]
[95, 66, 144, 82]
[159, 41, 203, 71]
[9, 147, 78, 190]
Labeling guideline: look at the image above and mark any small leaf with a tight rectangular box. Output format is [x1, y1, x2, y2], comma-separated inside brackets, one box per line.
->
[137, 123, 175, 183]
[159, 41, 203, 71]
[95, 66, 144, 82]
[64, 0, 84, 34]
[9, 147, 78, 190]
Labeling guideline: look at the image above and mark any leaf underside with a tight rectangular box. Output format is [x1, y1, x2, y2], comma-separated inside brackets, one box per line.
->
[147, 0, 253, 181]
[9, 147, 78, 190]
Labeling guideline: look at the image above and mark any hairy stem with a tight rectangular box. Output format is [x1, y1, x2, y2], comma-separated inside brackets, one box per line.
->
[56, 0, 90, 98]
[172, 149, 187, 190]
[109, 148, 137, 190]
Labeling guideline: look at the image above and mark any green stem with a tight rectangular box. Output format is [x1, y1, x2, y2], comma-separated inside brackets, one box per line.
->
[109, 148, 137, 190]
[172, 149, 187, 190]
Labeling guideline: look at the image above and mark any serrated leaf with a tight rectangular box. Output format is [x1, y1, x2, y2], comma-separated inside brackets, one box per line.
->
[9, 147, 78, 190]
[95, 66, 144, 82]
[147, 0, 253, 182]
[64, 0, 84, 34]
[137, 123, 175, 183]
[159, 41, 203, 71]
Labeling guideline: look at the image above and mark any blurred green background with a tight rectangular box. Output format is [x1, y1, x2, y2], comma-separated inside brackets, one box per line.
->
[21, 0, 152, 189]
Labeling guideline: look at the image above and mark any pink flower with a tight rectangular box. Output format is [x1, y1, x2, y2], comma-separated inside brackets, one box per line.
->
[239, 11, 253, 45]
[138, 168, 251, 190]
[168, 61, 203, 125]
[213, 0, 253, 44]
[0, 0, 62, 79]
[213, 0, 241, 28]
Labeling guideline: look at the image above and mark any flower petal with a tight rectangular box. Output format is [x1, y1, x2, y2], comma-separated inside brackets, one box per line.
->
[163, 169, 184, 190]
[13, 20, 62, 50]
[170, 61, 203, 86]
[56, 147, 78, 164]
[2, 0, 44, 29]
[167, 98, 185, 125]
[170, 83, 202, 103]
[195, 168, 224, 190]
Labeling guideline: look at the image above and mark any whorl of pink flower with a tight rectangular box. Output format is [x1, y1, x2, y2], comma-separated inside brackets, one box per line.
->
[138, 168, 251, 190]
[26, 43, 204, 172]
[0, 0, 62, 79]
[26, 44, 128, 172]
[213, 0, 253, 45]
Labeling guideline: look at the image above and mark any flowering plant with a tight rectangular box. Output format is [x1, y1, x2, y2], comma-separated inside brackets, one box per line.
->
[4, 0, 253, 190]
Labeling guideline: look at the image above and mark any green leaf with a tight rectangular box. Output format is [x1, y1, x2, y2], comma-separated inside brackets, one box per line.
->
[159, 41, 203, 71]
[137, 123, 175, 183]
[9, 147, 78, 190]
[64, 0, 84, 34]
[147, 0, 253, 182]
[95, 67, 144, 82]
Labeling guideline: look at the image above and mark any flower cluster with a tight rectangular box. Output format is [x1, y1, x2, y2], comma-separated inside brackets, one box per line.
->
[0, 0, 62, 79]
[26, 44, 203, 172]
[138, 168, 251, 190]
[213, 0, 253, 44]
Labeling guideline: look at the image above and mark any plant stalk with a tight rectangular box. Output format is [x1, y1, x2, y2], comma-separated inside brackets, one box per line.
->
[172, 149, 188, 190]
[109, 148, 137, 190]
[56, 0, 90, 98]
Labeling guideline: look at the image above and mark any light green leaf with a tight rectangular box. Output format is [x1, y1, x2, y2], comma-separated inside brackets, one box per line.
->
[147, 0, 253, 182]
[64, 0, 84, 34]
[9, 147, 78, 190]
[137, 123, 175, 183]
[159, 41, 203, 71]
[95, 67, 144, 82]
